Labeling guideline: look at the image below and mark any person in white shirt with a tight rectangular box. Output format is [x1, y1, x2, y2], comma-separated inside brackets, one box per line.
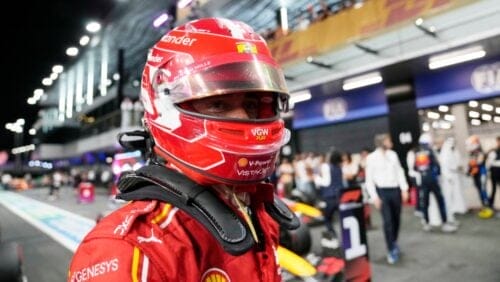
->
[341, 152, 360, 187]
[365, 134, 409, 265]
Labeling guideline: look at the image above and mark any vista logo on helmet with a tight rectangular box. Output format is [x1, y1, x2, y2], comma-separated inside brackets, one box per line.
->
[163, 34, 198, 46]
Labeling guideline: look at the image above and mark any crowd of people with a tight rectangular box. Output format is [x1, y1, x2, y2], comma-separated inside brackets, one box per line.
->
[274, 133, 500, 264]
[263, 0, 364, 41]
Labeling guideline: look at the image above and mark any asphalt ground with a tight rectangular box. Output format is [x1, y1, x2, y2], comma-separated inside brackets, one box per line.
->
[1, 185, 499, 282]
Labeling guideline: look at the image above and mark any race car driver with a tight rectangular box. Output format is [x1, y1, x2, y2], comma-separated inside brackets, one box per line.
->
[67, 17, 299, 281]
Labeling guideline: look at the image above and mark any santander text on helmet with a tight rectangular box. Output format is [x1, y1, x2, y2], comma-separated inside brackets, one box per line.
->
[162, 34, 197, 46]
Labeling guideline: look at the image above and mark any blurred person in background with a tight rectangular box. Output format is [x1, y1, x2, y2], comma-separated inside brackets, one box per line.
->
[486, 136, 500, 211]
[68, 17, 299, 281]
[120, 97, 133, 129]
[407, 144, 424, 217]
[294, 153, 307, 191]
[342, 151, 359, 187]
[277, 157, 294, 197]
[1, 173, 12, 190]
[365, 134, 409, 264]
[49, 169, 63, 201]
[294, 153, 318, 203]
[295, 14, 311, 31]
[358, 147, 374, 229]
[133, 99, 144, 126]
[314, 150, 344, 248]
[317, 0, 332, 21]
[413, 133, 458, 232]
[466, 135, 493, 218]
[439, 137, 468, 222]
[356, 148, 371, 184]
[72, 170, 82, 191]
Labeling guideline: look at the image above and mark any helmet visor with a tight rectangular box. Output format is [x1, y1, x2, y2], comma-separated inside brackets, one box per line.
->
[156, 60, 289, 104]
[179, 91, 288, 120]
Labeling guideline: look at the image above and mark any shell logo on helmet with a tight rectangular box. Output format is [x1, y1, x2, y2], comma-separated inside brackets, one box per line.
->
[237, 158, 249, 168]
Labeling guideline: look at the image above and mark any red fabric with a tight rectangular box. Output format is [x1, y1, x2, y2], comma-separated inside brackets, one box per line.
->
[317, 256, 345, 275]
[68, 194, 282, 281]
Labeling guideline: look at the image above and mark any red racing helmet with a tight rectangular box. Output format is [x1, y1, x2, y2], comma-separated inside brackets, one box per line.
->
[140, 17, 290, 186]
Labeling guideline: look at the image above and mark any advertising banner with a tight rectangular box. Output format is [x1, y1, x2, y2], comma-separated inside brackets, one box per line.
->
[415, 58, 500, 108]
[269, 0, 455, 66]
[292, 84, 387, 129]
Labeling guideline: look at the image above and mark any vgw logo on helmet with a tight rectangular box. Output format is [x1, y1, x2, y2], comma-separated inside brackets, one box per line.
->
[251, 128, 268, 141]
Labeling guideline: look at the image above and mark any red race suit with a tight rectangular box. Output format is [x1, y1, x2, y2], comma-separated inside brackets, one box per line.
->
[68, 188, 282, 282]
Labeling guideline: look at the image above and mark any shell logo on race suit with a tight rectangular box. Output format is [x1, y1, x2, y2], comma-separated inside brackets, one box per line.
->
[201, 268, 231, 282]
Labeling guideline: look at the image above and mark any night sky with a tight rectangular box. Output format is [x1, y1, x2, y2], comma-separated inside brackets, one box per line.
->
[0, 0, 115, 151]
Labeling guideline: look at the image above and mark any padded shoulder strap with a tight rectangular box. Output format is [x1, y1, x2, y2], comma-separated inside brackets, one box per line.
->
[265, 197, 300, 230]
[117, 165, 254, 256]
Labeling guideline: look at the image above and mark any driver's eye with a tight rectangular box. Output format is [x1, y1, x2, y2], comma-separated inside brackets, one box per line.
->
[242, 99, 259, 118]
[193, 99, 229, 116]
[208, 100, 228, 112]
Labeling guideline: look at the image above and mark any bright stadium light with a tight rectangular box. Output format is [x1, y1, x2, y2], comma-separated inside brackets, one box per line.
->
[42, 78, 53, 86]
[66, 47, 79, 57]
[52, 65, 64, 73]
[343, 72, 383, 91]
[79, 35, 90, 46]
[86, 21, 101, 33]
[34, 89, 44, 97]
[153, 13, 169, 28]
[429, 45, 486, 70]
[289, 90, 312, 105]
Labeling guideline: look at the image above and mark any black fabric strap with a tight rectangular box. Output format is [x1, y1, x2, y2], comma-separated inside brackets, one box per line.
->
[117, 165, 254, 255]
[117, 164, 300, 255]
[265, 197, 300, 230]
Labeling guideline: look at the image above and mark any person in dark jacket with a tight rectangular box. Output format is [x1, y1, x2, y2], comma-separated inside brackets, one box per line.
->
[314, 149, 345, 245]
[413, 133, 457, 233]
